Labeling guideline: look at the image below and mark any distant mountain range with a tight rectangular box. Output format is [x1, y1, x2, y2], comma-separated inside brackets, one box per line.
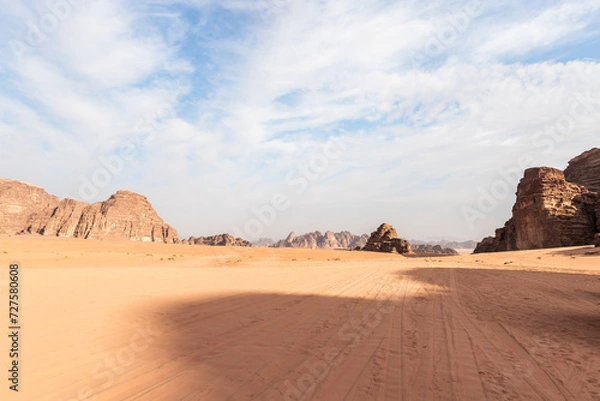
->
[0, 177, 477, 252]
[410, 240, 477, 250]
[254, 231, 476, 251]
[269, 231, 369, 250]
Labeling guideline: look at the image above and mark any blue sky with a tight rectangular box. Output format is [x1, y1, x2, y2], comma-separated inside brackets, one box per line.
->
[1, 0, 600, 242]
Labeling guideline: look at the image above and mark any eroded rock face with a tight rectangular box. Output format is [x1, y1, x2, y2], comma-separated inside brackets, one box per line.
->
[273, 230, 368, 249]
[475, 155, 600, 253]
[512, 168, 597, 249]
[24, 198, 89, 238]
[186, 234, 252, 247]
[72, 191, 179, 243]
[564, 148, 600, 193]
[362, 223, 413, 254]
[0, 178, 59, 235]
[1, 178, 179, 244]
[565, 147, 600, 235]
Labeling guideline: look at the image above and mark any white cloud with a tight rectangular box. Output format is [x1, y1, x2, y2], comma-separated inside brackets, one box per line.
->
[473, 1, 600, 60]
[1, 0, 600, 241]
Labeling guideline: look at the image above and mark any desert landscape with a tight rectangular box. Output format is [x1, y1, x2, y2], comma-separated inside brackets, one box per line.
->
[0, 236, 598, 401]
[1, 149, 600, 401]
[3, 2, 600, 400]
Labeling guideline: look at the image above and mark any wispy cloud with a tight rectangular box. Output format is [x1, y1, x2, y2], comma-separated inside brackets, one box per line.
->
[1, 0, 599, 241]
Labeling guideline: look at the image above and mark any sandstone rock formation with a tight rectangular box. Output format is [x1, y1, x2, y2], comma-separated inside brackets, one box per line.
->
[475, 149, 600, 253]
[1, 178, 179, 243]
[185, 234, 252, 247]
[73, 191, 179, 243]
[0, 178, 59, 235]
[362, 223, 413, 254]
[272, 230, 368, 249]
[412, 244, 459, 256]
[564, 148, 600, 193]
[24, 198, 89, 238]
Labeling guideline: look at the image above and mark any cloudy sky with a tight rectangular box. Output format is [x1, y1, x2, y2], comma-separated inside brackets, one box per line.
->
[1, 0, 600, 242]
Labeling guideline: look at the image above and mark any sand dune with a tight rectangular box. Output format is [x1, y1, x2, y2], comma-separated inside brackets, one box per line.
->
[0, 237, 598, 400]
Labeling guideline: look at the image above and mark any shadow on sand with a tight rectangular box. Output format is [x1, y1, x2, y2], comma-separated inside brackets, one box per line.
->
[130, 267, 600, 400]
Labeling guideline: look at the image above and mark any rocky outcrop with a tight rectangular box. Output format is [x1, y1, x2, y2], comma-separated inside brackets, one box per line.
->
[273, 231, 368, 249]
[0, 178, 59, 235]
[412, 244, 459, 256]
[71, 191, 179, 243]
[475, 149, 600, 253]
[185, 234, 252, 247]
[564, 148, 600, 193]
[24, 198, 89, 238]
[362, 223, 413, 254]
[564, 148, 600, 232]
[1, 178, 179, 243]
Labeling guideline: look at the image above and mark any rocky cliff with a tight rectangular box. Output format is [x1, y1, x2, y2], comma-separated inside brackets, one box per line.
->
[0, 178, 59, 235]
[273, 230, 368, 249]
[184, 234, 252, 247]
[73, 191, 179, 243]
[1, 178, 179, 243]
[475, 149, 600, 253]
[362, 223, 413, 254]
[564, 148, 600, 193]
[24, 198, 89, 238]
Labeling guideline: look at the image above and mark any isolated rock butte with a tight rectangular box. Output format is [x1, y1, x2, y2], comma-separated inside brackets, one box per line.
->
[362, 223, 413, 254]
[273, 230, 368, 249]
[1, 178, 179, 243]
[185, 234, 252, 247]
[475, 149, 600, 253]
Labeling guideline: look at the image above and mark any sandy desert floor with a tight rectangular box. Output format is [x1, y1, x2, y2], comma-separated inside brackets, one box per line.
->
[0, 236, 599, 401]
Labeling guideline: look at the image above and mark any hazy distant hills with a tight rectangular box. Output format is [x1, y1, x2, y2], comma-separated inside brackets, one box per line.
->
[270, 231, 369, 250]
[254, 231, 476, 252]
[254, 238, 276, 247]
[410, 240, 478, 250]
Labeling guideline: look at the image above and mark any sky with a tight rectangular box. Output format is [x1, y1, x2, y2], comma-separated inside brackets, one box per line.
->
[1, 0, 600, 242]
